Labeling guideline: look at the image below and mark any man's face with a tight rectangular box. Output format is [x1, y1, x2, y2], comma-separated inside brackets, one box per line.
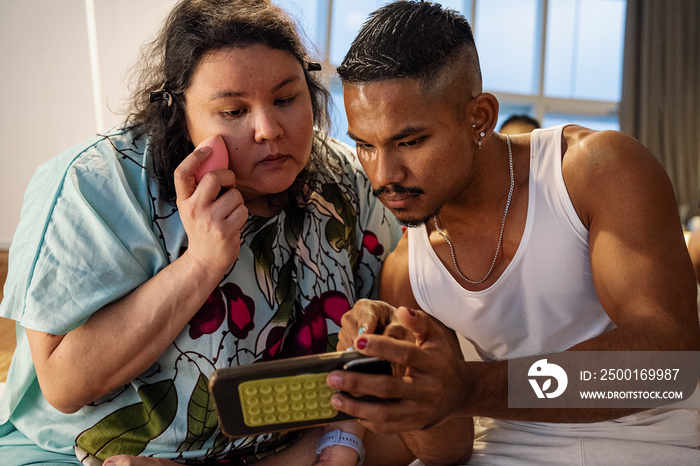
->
[344, 78, 474, 226]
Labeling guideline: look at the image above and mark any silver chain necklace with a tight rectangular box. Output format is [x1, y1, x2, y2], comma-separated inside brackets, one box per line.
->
[433, 135, 514, 285]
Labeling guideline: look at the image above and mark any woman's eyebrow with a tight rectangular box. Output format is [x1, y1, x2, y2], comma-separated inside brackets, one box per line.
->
[208, 76, 301, 102]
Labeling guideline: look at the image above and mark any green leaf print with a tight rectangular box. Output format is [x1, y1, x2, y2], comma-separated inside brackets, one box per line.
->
[76, 379, 178, 460]
[251, 223, 278, 307]
[326, 218, 351, 251]
[178, 373, 219, 452]
[273, 258, 297, 324]
[327, 333, 339, 353]
[321, 184, 358, 266]
[322, 183, 356, 231]
[284, 203, 304, 247]
[207, 431, 231, 458]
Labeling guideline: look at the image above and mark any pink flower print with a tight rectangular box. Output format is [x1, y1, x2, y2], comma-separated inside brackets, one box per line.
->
[262, 325, 287, 361]
[188, 284, 256, 340]
[223, 283, 256, 339]
[279, 303, 327, 357]
[188, 287, 226, 339]
[362, 231, 384, 256]
[319, 290, 351, 326]
[279, 291, 350, 358]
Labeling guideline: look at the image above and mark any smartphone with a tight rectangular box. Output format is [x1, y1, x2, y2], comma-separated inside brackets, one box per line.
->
[209, 350, 393, 437]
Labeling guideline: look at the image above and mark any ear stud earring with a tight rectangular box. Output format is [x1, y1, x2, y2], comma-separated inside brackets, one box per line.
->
[474, 125, 485, 149]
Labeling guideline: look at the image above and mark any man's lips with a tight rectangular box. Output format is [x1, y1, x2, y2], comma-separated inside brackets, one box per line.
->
[379, 192, 420, 209]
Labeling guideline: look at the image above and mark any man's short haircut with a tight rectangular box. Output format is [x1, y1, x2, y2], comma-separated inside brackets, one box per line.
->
[337, 0, 481, 86]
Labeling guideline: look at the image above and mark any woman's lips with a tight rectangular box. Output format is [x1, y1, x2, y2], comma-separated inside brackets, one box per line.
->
[258, 153, 290, 167]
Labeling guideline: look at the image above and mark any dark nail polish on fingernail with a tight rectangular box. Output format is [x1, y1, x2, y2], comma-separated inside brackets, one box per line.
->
[356, 337, 367, 350]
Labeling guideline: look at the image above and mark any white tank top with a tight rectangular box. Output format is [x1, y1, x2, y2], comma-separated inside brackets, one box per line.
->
[408, 125, 614, 360]
[407, 125, 700, 447]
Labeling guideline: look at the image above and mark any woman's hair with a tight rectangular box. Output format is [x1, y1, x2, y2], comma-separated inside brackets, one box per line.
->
[125, 0, 332, 206]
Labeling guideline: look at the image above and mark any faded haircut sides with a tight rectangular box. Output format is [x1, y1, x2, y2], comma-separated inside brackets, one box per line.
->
[337, 0, 481, 88]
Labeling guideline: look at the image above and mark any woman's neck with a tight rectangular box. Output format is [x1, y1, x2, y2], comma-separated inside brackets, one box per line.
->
[244, 193, 288, 218]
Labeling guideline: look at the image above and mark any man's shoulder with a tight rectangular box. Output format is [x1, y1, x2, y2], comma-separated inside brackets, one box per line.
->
[561, 125, 645, 164]
[560, 125, 665, 187]
[560, 125, 673, 228]
[380, 229, 421, 309]
[385, 229, 409, 268]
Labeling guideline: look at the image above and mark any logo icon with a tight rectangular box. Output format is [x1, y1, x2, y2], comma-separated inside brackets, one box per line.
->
[528, 359, 568, 399]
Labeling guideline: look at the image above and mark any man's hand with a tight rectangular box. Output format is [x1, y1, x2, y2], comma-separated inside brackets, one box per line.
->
[338, 299, 416, 351]
[329, 307, 468, 435]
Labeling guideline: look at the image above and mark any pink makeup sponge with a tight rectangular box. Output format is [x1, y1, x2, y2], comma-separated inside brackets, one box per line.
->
[194, 135, 229, 184]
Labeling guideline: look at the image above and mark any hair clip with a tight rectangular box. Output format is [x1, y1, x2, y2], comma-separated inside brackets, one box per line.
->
[306, 61, 322, 72]
[149, 83, 173, 106]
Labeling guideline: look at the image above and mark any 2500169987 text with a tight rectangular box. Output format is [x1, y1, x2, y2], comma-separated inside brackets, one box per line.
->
[596, 368, 680, 381]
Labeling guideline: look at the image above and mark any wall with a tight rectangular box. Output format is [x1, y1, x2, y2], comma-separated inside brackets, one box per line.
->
[0, 0, 177, 248]
[0, 250, 13, 354]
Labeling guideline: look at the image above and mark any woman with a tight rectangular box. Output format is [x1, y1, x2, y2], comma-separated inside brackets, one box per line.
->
[0, 0, 404, 464]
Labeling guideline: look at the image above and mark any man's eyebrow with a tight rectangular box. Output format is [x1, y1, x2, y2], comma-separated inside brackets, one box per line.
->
[347, 130, 363, 143]
[389, 126, 426, 141]
[209, 76, 300, 102]
[347, 126, 426, 143]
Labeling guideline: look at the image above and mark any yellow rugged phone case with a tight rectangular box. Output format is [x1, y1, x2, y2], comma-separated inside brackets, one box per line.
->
[209, 350, 392, 437]
[238, 372, 336, 428]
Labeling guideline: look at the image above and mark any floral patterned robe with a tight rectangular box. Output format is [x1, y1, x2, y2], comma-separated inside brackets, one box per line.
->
[0, 128, 402, 464]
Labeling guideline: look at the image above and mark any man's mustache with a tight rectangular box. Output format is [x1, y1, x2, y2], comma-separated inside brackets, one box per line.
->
[372, 185, 425, 197]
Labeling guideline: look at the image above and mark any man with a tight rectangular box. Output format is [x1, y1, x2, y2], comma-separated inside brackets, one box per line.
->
[325, 1, 700, 465]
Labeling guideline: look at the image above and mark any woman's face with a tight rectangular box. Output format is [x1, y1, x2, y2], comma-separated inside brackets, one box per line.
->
[184, 44, 314, 211]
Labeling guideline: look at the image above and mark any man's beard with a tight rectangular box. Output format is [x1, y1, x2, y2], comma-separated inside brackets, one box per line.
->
[396, 208, 441, 228]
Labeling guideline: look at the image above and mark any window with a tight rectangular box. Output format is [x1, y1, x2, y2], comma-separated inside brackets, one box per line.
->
[273, 0, 627, 143]
[544, 0, 626, 101]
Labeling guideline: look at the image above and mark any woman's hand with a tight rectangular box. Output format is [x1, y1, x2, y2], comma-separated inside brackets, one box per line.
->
[175, 145, 248, 279]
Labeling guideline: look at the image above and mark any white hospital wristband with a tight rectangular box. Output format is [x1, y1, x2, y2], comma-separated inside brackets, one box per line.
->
[316, 429, 365, 466]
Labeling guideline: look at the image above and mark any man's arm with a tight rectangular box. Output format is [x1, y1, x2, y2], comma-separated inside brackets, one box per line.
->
[563, 127, 699, 352]
[338, 234, 474, 465]
[686, 230, 700, 285]
[330, 128, 700, 429]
